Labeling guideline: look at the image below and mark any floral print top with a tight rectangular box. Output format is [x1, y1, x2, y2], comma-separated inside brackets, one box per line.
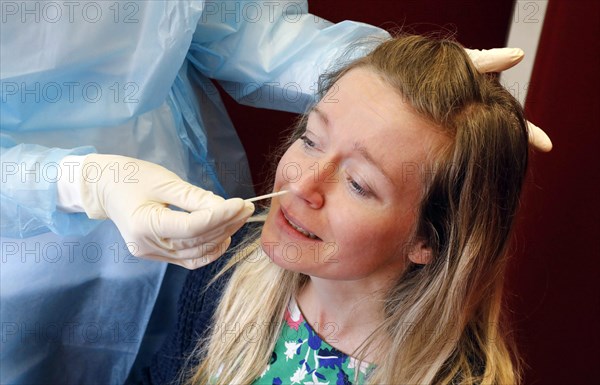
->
[252, 298, 372, 385]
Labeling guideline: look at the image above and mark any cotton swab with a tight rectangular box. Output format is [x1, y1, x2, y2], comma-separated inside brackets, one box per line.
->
[245, 190, 288, 203]
[245, 190, 288, 222]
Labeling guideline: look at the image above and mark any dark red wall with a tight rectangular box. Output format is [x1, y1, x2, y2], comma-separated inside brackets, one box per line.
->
[222, 1, 599, 384]
[509, 1, 600, 384]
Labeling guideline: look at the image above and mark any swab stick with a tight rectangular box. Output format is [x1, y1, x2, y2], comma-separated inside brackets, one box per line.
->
[245, 190, 288, 223]
[245, 190, 288, 203]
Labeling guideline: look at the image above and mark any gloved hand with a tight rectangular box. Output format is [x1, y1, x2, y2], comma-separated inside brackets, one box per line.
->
[465, 47, 525, 73]
[465, 47, 553, 152]
[68, 154, 254, 269]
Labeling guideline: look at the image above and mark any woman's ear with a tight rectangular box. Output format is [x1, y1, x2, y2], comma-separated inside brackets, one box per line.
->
[407, 240, 432, 265]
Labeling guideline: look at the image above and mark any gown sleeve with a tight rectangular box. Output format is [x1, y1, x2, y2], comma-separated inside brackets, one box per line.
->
[188, 0, 390, 113]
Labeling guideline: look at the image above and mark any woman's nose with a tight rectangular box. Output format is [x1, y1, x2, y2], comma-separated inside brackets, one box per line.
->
[286, 161, 327, 209]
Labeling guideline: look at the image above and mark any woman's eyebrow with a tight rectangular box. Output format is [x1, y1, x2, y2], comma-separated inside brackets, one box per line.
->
[312, 106, 394, 186]
[311, 106, 330, 126]
[353, 142, 394, 186]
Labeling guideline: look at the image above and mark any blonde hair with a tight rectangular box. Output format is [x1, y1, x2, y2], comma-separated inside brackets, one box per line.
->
[187, 34, 528, 385]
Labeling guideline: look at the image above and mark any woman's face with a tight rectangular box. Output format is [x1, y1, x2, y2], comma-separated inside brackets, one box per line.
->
[261, 67, 445, 283]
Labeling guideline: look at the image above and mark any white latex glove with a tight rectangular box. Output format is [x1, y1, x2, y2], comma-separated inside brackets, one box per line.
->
[75, 154, 254, 269]
[466, 47, 553, 152]
[466, 47, 525, 73]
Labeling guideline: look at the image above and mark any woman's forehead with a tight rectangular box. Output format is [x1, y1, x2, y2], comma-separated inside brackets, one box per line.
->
[315, 68, 448, 161]
[305, 69, 448, 194]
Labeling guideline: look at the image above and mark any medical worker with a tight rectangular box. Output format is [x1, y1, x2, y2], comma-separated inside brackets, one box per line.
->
[0, 1, 550, 384]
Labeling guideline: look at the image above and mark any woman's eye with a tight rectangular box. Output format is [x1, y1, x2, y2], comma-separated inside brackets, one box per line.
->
[300, 135, 316, 149]
[348, 177, 370, 197]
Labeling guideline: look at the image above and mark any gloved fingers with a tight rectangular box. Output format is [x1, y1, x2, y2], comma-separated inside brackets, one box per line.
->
[156, 180, 227, 212]
[169, 237, 233, 269]
[162, 217, 249, 250]
[527, 120, 553, 152]
[464, 48, 553, 152]
[465, 47, 524, 73]
[151, 200, 254, 239]
[133, 237, 232, 269]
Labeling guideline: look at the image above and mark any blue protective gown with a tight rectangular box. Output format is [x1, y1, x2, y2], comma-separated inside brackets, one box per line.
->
[0, 1, 388, 383]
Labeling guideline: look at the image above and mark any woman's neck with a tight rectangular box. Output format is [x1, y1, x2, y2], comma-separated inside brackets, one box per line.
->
[296, 275, 394, 362]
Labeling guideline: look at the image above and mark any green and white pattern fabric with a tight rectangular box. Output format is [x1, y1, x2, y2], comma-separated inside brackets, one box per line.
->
[253, 299, 372, 385]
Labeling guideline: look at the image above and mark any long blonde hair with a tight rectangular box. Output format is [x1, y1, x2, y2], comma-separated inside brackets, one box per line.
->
[187, 34, 528, 385]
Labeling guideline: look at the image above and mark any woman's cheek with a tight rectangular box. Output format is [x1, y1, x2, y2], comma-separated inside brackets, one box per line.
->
[274, 152, 298, 188]
[328, 211, 358, 246]
[273, 161, 286, 188]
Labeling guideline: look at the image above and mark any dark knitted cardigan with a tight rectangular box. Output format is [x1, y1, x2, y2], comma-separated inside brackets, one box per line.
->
[136, 229, 246, 385]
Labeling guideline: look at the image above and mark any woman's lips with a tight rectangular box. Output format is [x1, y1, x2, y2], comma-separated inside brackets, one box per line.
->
[278, 207, 322, 241]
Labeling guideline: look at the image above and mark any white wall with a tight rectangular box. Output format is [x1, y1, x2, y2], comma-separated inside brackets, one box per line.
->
[501, 0, 548, 105]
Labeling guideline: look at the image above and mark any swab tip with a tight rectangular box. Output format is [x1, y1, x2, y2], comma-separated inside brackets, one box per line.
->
[245, 190, 289, 203]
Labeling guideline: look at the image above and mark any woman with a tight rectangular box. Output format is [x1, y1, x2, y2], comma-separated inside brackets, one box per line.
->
[147, 34, 529, 385]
